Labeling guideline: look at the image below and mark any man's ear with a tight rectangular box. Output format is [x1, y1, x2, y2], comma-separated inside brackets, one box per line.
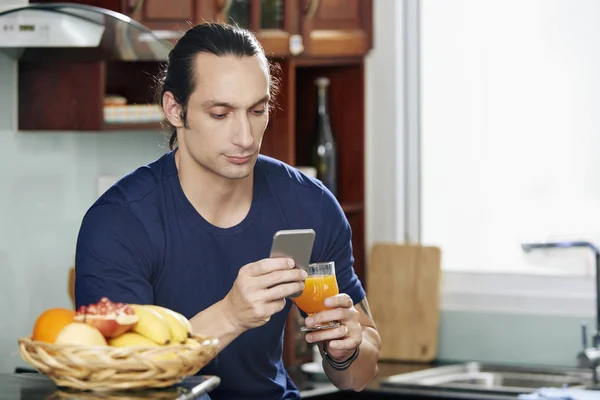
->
[163, 91, 184, 128]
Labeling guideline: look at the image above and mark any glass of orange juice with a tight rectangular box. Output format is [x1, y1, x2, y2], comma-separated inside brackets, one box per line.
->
[293, 261, 341, 332]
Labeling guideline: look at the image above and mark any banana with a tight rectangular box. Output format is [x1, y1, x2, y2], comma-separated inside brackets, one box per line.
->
[185, 338, 200, 347]
[108, 332, 159, 348]
[109, 332, 179, 361]
[146, 305, 190, 344]
[173, 311, 194, 338]
[130, 305, 171, 345]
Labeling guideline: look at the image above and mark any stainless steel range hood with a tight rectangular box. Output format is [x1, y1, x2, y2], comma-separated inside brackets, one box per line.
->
[0, 2, 174, 61]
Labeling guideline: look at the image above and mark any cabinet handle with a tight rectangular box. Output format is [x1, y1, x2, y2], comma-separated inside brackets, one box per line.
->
[304, 0, 319, 19]
[218, 0, 233, 16]
[128, 0, 145, 14]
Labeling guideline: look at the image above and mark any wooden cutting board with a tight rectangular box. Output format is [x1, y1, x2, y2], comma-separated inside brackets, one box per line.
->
[366, 243, 441, 362]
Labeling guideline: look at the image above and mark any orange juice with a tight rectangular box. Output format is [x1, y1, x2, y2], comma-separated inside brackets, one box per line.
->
[293, 274, 339, 314]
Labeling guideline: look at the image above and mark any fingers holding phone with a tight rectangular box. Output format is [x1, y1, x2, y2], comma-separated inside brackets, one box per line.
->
[224, 257, 307, 330]
[223, 229, 315, 332]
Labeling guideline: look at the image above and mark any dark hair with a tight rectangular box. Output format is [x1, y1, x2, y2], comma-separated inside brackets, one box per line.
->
[155, 22, 280, 150]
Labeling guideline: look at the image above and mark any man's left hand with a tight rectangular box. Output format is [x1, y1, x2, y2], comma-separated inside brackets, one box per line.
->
[304, 294, 363, 362]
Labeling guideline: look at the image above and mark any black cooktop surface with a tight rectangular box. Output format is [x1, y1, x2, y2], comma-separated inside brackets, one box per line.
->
[0, 373, 217, 400]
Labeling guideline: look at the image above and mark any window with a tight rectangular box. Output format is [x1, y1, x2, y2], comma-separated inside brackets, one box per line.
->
[419, 0, 600, 276]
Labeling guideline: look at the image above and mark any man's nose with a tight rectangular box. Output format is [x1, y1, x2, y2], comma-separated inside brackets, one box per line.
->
[232, 113, 254, 148]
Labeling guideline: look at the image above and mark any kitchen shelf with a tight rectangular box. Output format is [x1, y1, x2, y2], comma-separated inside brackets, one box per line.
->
[18, 60, 163, 131]
[285, 59, 367, 370]
[102, 122, 165, 131]
[342, 202, 364, 215]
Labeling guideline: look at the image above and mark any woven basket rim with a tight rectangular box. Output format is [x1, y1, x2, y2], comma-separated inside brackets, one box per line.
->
[17, 333, 221, 392]
[18, 334, 219, 348]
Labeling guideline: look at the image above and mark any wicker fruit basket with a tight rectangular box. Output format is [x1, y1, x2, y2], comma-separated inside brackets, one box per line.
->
[18, 335, 220, 392]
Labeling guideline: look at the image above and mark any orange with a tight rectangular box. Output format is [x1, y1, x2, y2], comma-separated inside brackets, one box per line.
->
[32, 308, 76, 343]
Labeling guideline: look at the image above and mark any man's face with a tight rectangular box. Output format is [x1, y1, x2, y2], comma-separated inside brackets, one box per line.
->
[177, 53, 270, 180]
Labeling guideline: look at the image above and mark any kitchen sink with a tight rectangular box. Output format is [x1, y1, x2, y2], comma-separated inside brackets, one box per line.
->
[382, 362, 596, 395]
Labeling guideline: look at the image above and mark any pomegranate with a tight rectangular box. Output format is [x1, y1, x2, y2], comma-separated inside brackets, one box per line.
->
[74, 297, 138, 338]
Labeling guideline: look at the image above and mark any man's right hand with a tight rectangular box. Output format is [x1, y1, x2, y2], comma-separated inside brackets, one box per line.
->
[224, 258, 307, 331]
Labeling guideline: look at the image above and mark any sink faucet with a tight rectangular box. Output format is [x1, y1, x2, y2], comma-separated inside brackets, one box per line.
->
[521, 241, 600, 382]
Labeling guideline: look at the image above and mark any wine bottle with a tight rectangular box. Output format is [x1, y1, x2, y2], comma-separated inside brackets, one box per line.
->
[310, 77, 338, 196]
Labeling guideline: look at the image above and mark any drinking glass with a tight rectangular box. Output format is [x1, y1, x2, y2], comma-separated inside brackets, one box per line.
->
[292, 261, 341, 332]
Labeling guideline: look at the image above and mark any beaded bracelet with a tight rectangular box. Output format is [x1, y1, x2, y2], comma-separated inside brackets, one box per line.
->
[322, 342, 360, 371]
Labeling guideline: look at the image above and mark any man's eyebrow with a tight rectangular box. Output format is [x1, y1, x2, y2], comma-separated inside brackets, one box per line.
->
[201, 95, 270, 109]
[250, 95, 270, 108]
[201, 99, 234, 108]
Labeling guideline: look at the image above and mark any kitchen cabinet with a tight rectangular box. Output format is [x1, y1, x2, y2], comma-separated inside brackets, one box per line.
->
[300, 0, 373, 57]
[205, 0, 373, 58]
[22, 0, 373, 131]
[211, 0, 373, 58]
[130, 0, 247, 35]
[30, 0, 201, 35]
[130, 0, 196, 32]
[255, 0, 302, 58]
[209, 0, 302, 58]
[18, 61, 164, 131]
[124, 0, 372, 58]
[71, 0, 301, 57]
[30, 0, 372, 57]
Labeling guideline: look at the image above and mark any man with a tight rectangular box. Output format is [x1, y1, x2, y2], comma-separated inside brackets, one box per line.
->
[75, 22, 381, 399]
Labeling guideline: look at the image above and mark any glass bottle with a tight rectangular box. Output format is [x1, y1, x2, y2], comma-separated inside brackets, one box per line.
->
[310, 77, 338, 196]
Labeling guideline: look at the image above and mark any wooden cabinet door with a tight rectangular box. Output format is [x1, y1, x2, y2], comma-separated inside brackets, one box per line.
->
[30, 0, 124, 11]
[200, 0, 301, 58]
[126, 0, 234, 41]
[128, 0, 195, 31]
[195, 0, 231, 25]
[253, 0, 300, 57]
[299, 0, 373, 57]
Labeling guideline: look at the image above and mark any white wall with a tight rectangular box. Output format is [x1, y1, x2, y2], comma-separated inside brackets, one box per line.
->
[365, 0, 406, 251]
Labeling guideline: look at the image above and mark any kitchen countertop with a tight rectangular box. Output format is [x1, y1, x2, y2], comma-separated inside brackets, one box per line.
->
[291, 360, 433, 393]
[0, 372, 217, 400]
[292, 361, 526, 399]
[3, 361, 586, 400]
[2, 362, 509, 400]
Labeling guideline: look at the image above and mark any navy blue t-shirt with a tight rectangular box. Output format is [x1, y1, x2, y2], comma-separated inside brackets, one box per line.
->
[74, 149, 365, 399]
